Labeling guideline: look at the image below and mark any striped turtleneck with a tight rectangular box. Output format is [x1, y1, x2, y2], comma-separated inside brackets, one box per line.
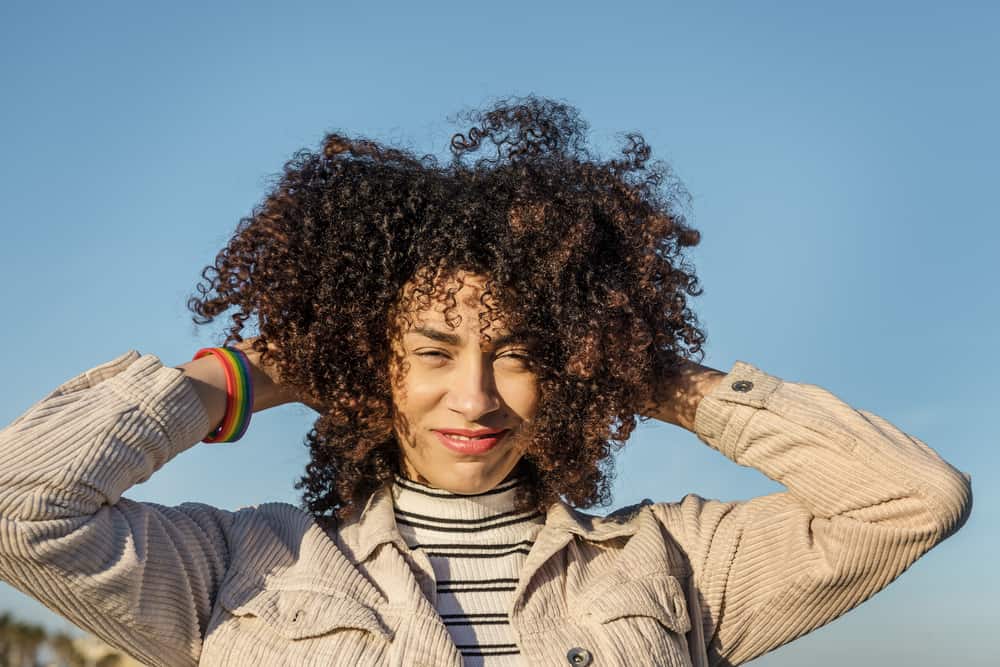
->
[391, 473, 546, 666]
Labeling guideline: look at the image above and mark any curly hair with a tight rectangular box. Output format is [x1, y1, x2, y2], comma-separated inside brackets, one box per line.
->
[189, 96, 707, 521]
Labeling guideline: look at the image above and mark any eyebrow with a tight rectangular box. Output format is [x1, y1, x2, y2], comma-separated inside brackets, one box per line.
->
[406, 326, 531, 349]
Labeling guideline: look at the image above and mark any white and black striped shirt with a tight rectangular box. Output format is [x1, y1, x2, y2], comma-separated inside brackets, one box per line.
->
[391, 474, 545, 667]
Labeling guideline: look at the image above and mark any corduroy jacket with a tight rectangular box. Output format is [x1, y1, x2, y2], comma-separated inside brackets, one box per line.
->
[0, 352, 972, 666]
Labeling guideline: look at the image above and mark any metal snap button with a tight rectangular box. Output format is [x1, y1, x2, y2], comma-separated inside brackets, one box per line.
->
[567, 647, 592, 666]
[731, 380, 754, 392]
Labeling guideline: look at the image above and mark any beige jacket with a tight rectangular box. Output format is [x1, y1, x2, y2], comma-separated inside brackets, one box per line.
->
[0, 352, 971, 666]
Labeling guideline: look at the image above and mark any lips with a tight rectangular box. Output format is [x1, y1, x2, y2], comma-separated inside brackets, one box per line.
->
[435, 427, 507, 437]
[434, 429, 510, 455]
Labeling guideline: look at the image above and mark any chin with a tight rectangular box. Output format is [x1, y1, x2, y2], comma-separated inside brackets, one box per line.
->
[424, 467, 505, 495]
[438, 474, 495, 495]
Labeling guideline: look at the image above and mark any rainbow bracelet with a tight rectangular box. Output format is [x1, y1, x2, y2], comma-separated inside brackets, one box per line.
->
[193, 347, 254, 443]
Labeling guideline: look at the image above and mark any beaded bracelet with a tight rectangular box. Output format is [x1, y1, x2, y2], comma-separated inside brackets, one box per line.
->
[193, 347, 254, 443]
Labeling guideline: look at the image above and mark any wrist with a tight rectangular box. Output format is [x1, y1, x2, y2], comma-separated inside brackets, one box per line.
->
[642, 359, 726, 432]
[192, 347, 255, 443]
[234, 342, 300, 411]
[245, 358, 293, 411]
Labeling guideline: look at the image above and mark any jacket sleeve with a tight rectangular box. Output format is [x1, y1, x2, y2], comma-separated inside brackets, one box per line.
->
[650, 361, 972, 667]
[0, 351, 233, 667]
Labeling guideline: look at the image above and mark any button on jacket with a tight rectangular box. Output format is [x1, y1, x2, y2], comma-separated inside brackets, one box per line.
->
[0, 352, 972, 666]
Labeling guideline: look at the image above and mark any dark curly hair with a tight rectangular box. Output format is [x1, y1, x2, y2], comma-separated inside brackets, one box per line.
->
[189, 96, 707, 521]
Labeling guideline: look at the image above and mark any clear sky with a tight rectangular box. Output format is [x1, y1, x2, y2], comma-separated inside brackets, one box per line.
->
[1, 1, 995, 665]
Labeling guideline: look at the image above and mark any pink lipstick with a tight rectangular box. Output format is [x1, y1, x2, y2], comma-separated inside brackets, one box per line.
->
[433, 429, 509, 455]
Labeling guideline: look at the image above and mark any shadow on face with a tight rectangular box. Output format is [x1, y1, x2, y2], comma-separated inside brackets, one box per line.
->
[386, 269, 539, 494]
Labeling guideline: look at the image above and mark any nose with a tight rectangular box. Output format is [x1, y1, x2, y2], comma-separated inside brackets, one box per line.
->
[445, 355, 501, 420]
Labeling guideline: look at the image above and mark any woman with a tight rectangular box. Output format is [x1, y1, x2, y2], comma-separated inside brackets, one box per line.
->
[0, 97, 972, 667]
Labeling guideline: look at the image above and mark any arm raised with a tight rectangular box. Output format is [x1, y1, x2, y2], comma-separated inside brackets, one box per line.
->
[0, 352, 250, 666]
[646, 361, 972, 665]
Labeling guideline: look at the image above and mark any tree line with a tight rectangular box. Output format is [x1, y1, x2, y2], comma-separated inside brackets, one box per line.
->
[0, 612, 133, 667]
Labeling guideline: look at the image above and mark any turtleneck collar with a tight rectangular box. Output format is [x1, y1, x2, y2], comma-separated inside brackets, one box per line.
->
[390, 473, 530, 523]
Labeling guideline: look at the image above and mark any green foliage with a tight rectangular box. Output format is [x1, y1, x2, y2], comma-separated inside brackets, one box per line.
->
[0, 612, 131, 667]
[0, 612, 46, 667]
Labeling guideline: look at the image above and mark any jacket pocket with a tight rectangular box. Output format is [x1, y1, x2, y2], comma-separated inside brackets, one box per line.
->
[217, 576, 394, 643]
[585, 569, 692, 635]
[567, 570, 695, 666]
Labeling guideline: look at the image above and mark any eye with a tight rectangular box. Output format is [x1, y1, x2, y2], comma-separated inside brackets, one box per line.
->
[498, 351, 534, 367]
[416, 350, 449, 358]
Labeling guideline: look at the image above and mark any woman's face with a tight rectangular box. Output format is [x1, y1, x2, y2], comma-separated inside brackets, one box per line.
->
[389, 271, 539, 494]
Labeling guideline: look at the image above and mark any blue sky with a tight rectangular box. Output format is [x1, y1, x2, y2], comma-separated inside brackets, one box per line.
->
[1, 2, 996, 664]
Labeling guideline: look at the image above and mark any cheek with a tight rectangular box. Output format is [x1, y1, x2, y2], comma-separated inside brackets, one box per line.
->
[498, 376, 540, 419]
[394, 371, 443, 419]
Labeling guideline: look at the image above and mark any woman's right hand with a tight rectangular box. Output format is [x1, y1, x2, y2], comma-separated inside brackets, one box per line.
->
[177, 337, 324, 437]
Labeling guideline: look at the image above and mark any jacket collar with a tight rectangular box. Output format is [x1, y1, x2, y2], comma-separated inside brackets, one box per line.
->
[353, 483, 409, 563]
[353, 481, 644, 563]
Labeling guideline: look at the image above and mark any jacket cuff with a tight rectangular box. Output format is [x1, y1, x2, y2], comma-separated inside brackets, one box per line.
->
[692, 361, 784, 461]
[102, 353, 213, 455]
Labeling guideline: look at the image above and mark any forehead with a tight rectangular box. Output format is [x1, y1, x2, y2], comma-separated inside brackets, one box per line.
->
[394, 270, 513, 337]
